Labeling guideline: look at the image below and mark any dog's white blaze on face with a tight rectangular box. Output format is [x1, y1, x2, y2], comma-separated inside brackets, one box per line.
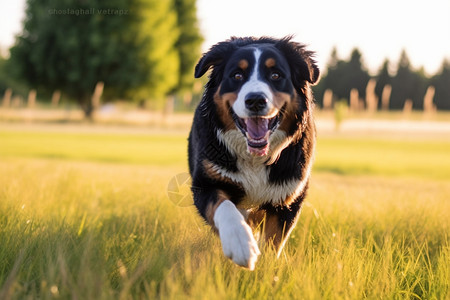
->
[232, 49, 274, 118]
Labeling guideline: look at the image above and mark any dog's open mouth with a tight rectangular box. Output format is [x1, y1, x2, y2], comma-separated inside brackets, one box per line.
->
[231, 108, 282, 156]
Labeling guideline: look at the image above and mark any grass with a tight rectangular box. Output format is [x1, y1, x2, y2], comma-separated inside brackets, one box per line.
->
[0, 124, 449, 299]
[0, 131, 187, 166]
[315, 137, 450, 180]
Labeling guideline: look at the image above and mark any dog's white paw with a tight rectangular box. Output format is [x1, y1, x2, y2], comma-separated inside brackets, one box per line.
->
[214, 200, 261, 270]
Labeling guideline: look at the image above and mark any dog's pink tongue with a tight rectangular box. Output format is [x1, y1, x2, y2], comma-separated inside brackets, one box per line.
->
[245, 118, 270, 156]
[245, 118, 269, 140]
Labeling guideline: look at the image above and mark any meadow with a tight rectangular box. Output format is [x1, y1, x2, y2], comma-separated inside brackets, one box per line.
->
[0, 121, 449, 299]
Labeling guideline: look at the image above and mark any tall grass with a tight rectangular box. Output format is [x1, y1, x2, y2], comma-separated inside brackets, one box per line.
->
[0, 127, 449, 299]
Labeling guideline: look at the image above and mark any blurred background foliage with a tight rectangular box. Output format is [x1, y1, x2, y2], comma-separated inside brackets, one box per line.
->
[0, 0, 449, 118]
[2, 0, 202, 118]
[313, 48, 450, 111]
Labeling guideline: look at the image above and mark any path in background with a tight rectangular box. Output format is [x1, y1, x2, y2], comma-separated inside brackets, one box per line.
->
[316, 118, 450, 139]
[1, 113, 450, 140]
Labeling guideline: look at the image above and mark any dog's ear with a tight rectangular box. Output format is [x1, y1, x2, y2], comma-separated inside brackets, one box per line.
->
[194, 40, 237, 78]
[194, 51, 221, 78]
[276, 37, 320, 86]
[300, 55, 320, 86]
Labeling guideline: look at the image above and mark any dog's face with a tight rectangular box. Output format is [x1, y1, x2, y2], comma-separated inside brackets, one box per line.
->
[219, 46, 294, 156]
[195, 37, 319, 156]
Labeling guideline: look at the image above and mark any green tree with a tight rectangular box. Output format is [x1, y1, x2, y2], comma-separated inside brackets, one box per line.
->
[173, 0, 203, 94]
[374, 59, 392, 109]
[8, 0, 199, 117]
[312, 47, 338, 107]
[320, 48, 347, 101]
[315, 47, 370, 106]
[345, 49, 370, 100]
[390, 50, 428, 110]
[431, 59, 450, 110]
[10, 0, 135, 117]
[413, 67, 429, 110]
[129, 0, 180, 102]
[0, 53, 28, 99]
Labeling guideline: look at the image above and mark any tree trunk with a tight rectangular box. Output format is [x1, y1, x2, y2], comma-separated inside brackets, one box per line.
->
[78, 95, 94, 120]
[79, 82, 104, 120]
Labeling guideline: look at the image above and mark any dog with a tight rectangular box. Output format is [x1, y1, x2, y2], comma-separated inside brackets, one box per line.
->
[188, 36, 319, 270]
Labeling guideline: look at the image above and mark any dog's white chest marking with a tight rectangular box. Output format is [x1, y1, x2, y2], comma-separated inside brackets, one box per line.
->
[215, 129, 311, 208]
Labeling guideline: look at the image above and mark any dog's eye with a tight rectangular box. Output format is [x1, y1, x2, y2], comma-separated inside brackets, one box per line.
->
[270, 72, 281, 81]
[233, 72, 244, 81]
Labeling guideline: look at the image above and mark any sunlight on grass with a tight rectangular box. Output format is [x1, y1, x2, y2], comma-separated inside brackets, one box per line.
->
[0, 127, 449, 299]
[0, 131, 188, 166]
[315, 137, 450, 180]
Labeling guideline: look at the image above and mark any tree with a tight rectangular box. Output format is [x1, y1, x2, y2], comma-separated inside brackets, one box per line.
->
[312, 47, 338, 107]
[315, 47, 370, 106]
[8, 0, 201, 118]
[10, 0, 130, 116]
[431, 59, 450, 110]
[129, 0, 180, 102]
[0, 53, 29, 99]
[345, 49, 371, 100]
[374, 59, 392, 109]
[412, 67, 429, 110]
[173, 0, 203, 94]
[390, 50, 428, 110]
[320, 48, 347, 100]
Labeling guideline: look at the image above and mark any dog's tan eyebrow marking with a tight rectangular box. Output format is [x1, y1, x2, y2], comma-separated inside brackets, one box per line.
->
[265, 58, 276, 68]
[238, 59, 249, 70]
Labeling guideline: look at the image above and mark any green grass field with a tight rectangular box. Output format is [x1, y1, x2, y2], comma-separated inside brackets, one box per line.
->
[0, 123, 449, 299]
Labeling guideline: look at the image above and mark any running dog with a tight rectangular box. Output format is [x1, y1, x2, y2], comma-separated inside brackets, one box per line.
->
[188, 36, 320, 270]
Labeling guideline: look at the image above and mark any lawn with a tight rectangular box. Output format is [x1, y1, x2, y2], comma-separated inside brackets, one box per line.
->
[0, 123, 449, 299]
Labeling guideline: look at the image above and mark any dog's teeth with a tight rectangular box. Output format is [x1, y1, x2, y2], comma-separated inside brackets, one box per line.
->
[246, 132, 269, 144]
[249, 137, 265, 143]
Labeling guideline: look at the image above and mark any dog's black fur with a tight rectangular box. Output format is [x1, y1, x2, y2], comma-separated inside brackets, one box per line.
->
[188, 36, 319, 269]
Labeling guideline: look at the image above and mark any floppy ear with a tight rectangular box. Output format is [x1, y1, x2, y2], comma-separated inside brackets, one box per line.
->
[300, 56, 320, 85]
[276, 37, 320, 86]
[194, 40, 237, 78]
[194, 53, 221, 78]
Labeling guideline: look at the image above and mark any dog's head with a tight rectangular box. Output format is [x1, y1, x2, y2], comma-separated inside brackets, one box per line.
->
[195, 36, 319, 157]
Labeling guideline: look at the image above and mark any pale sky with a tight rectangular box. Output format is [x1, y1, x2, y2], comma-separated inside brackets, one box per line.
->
[1, 0, 450, 75]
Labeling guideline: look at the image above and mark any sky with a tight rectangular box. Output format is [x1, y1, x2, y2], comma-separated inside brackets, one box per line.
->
[1, 0, 450, 76]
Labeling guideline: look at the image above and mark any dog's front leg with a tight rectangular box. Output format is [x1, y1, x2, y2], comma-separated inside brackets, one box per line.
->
[249, 200, 303, 257]
[205, 195, 260, 270]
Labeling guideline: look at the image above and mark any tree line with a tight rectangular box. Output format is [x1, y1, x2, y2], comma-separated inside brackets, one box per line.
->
[1, 0, 449, 117]
[1, 0, 202, 118]
[313, 48, 450, 111]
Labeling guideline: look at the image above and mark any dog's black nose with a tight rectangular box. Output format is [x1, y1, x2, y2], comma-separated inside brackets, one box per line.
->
[245, 93, 268, 112]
